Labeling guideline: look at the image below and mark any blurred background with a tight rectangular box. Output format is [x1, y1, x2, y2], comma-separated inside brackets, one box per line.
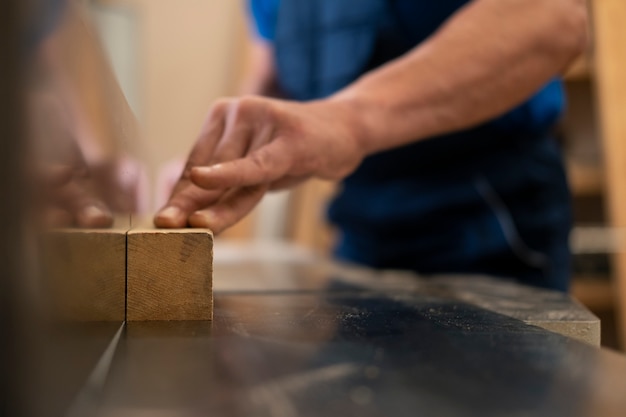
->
[4, 2, 624, 415]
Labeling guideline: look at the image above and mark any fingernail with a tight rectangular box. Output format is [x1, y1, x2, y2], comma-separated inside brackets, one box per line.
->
[158, 206, 182, 220]
[195, 164, 222, 174]
[83, 205, 104, 219]
[190, 210, 216, 228]
[81, 205, 113, 228]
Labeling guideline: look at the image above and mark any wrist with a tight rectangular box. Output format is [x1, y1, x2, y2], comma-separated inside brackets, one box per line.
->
[296, 95, 372, 180]
[324, 91, 377, 157]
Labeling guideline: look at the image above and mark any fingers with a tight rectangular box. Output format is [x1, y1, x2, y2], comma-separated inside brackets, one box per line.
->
[59, 180, 114, 228]
[52, 194, 113, 228]
[44, 207, 73, 228]
[155, 102, 233, 228]
[190, 140, 292, 190]
[185, 101, 228, 167]
[154, 185, 223, 228]
[156, 97, 283, 230]
[269, 175, 308, 191]
[160, 139, 289, 230]
[154, 206, 186, 228]
[155, 135, 279, 229]
[75, 203, 113, 228]
[188, 185, 268, 234]
[43, 164, 73, 187]
[210, 104, 255, 163]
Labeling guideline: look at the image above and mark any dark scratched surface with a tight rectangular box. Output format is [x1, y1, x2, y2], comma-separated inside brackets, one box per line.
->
[95, 262, 626, 417]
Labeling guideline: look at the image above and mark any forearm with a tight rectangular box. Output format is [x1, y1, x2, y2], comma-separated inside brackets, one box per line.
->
[331, 0, 588, 155]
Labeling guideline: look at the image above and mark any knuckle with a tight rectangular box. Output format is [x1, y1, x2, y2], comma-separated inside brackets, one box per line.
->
[250, 151, 270, 175]
[182, 158, 203, 179]
[210, 209, 227, 226]
[201, 100, 229, 135]
[232, 96, 259, 120]
[209, 99, 231, 119]
[182, 162, 195, 179]
[239, 185, 264, 199]
[212, 211, 236, 234]
[263, 101, 281, 124]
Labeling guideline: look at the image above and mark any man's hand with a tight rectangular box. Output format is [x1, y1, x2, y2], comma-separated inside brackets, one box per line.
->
[154, 96, 363, 233]
[28, 93, 114, 229]
[43, 164, 114, 228]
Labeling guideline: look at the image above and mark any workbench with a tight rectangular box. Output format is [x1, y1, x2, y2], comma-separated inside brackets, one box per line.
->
[69, 243, 626, 417]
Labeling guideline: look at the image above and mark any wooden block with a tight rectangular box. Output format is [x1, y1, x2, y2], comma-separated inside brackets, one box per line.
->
[43, 228, 128, 322]
[127, 228, 213, 321]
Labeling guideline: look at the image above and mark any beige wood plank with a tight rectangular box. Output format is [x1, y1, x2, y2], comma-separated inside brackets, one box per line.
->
[287, 180, 337, 253]
[127, 228, 213, 321]
[43, 228, 127, 322]
[592, 0, 626, 347]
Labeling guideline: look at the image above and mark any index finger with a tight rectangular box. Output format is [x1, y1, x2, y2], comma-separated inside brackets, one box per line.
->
[154, 103, 228, 227]
[190, 140, 293, 190]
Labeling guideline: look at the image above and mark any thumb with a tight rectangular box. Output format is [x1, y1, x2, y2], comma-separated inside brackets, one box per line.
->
[190, 141, 292, 190]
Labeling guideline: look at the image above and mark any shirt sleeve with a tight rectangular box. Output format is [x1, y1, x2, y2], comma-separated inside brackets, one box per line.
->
[248, 0, 279, 41]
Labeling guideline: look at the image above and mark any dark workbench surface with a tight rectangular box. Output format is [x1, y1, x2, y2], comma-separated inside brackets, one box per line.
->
[93, 251, 625, 417]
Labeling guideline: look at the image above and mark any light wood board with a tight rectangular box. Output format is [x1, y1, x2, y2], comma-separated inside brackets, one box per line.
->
[127, 228, 214, 321]
[43, 228, 127, 322]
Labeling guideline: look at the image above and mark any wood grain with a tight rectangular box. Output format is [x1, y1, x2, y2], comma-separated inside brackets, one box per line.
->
[43, 228, 127, 322]
[592, 0, 626, 347]
[127, 228, 213, 321]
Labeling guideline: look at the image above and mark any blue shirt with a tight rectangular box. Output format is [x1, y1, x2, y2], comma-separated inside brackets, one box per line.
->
[247, 0, 571, 291]
[248, 0, 565, 135]
[249, 0, 280, 41]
